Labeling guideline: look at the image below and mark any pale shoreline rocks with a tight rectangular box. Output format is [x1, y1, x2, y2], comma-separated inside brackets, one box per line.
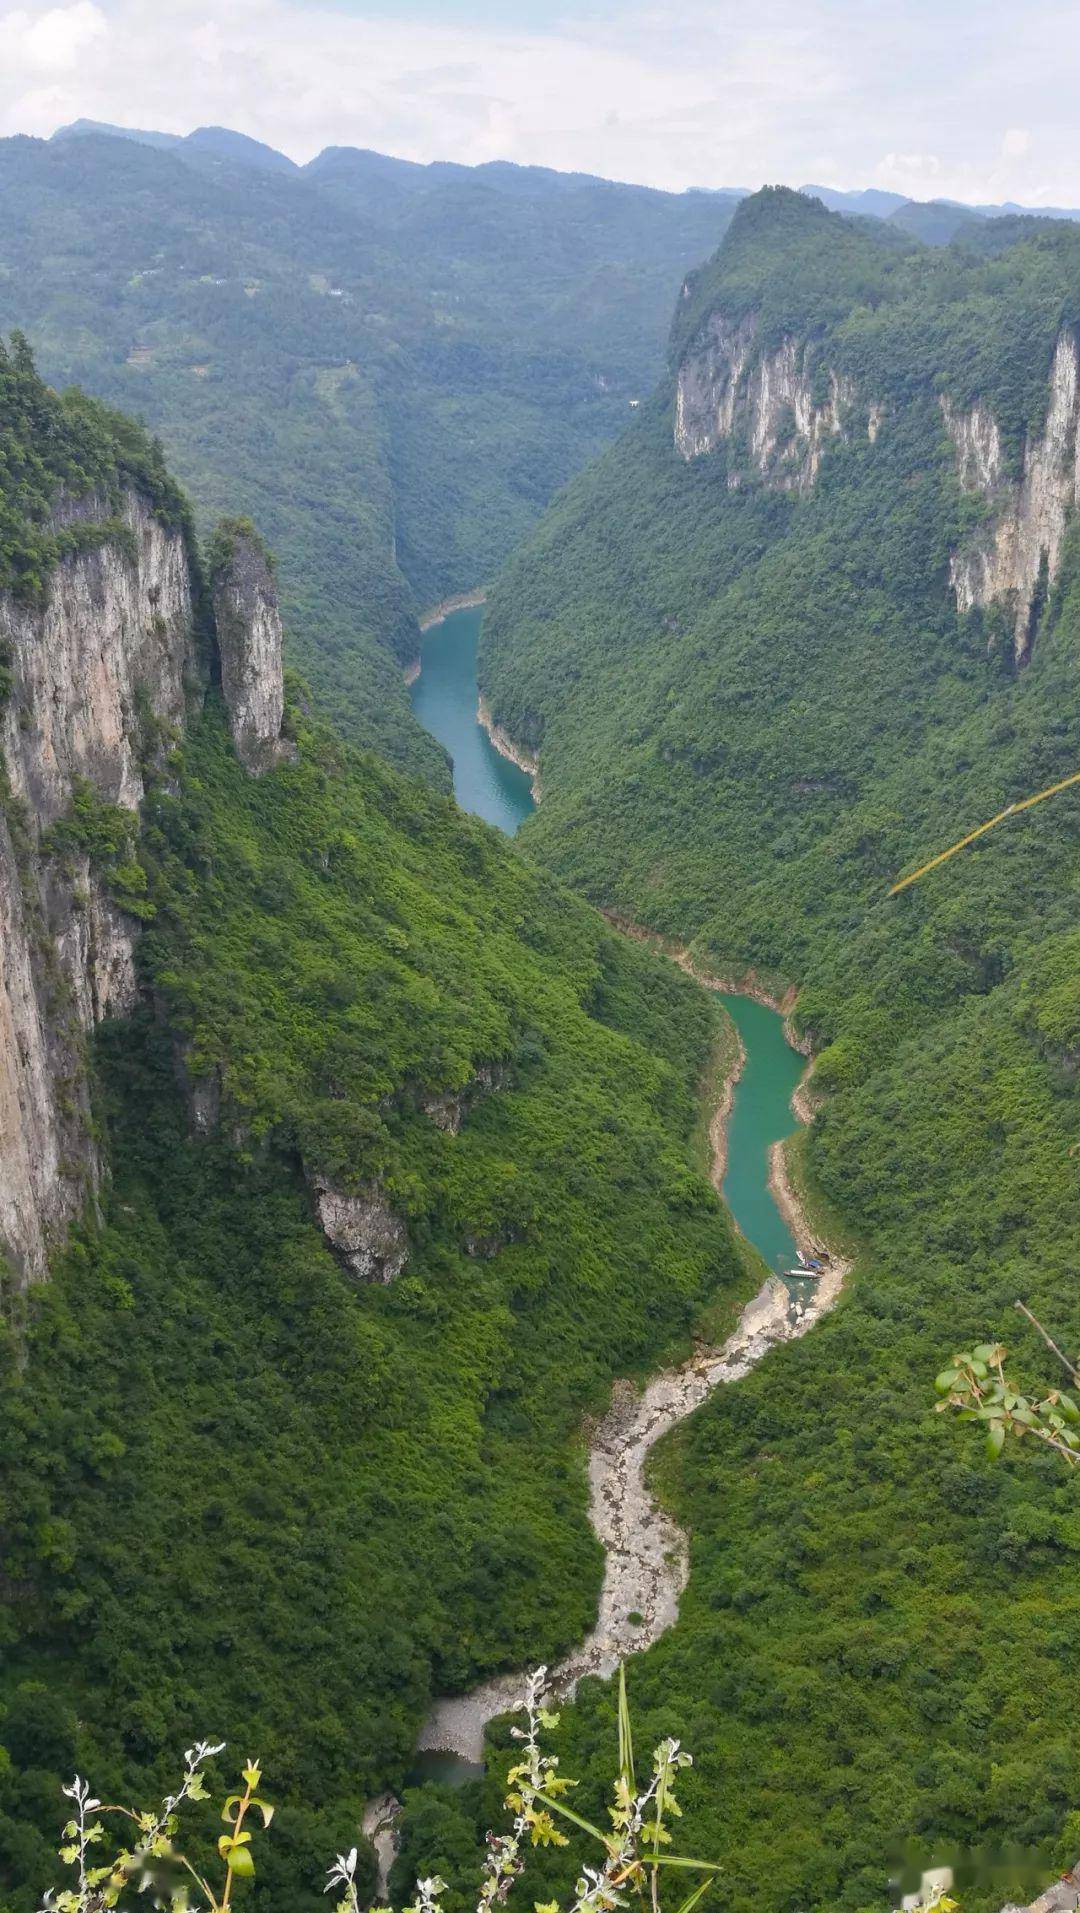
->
[417, 946, 849, 1763]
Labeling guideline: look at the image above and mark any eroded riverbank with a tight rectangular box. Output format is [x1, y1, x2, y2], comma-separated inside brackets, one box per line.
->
[476, 693, 542, 799]
[417, 981, 848, 1764]
[406, 614, 847, 1767]
[408, 603, 534, 835]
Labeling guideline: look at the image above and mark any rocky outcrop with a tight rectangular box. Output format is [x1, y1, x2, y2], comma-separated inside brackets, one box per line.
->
[1002, 1866, 1080, 1913]
[0, 495, 199, 1287]
[943, 330, 1080, 660]
[311, 1177, 409, 1283]
[674, 310, 869, 490]
[211, 525, 290, 773]
[360, 1793, 402, 1901]
[419, 1060, 510, 1134]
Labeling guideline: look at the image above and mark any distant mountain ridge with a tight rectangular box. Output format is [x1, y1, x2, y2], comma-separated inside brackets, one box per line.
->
[50, 119, 1080, 228]
[5, 122, 738, 772]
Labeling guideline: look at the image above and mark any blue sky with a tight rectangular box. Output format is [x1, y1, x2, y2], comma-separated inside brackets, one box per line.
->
[0, 0, 1077, 206]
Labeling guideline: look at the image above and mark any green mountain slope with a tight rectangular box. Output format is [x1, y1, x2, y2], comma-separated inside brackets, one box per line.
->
[0, 354, 745, 1912]
[0, 130, 736, 776]
[475, 189, 1080, 1907]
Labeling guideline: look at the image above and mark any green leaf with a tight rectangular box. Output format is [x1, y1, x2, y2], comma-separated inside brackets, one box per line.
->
[227, 1844, 255, 1878]
[617, 1663, 635, 1790]
[649, 1855, 722, 1872]
[672, 1875, 717, 1913]
[532, 1790, 608, 1843]
[986, 1422, 1006, 1457]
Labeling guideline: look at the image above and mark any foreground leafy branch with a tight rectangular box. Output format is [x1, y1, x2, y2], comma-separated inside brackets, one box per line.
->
[40, 1669, 718, 1913]
[935, 1301, 1080, 1465]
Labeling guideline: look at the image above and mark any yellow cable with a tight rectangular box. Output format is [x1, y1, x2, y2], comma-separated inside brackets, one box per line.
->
[889, 768, 1080, 896]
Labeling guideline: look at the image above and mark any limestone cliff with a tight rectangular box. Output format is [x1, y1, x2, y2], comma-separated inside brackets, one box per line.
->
[673, 308, 867, 490]
[0, 494, 198, 1285]
[943, 329, 1080, 660]
[210, 523, 291, 772]
[0, 497, 289, 1290]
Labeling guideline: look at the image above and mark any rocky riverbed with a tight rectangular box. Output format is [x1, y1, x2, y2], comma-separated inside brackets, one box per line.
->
[418, 1248, 845, 1761]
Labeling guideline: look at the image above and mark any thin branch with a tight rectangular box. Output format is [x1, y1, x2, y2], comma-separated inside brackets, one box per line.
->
[178, 1853, 219, 1908]
[1014, 1299, 1080, 1386]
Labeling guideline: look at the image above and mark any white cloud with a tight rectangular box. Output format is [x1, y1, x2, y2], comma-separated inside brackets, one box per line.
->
[7, 0, 106, 71]
[875, 151, 943, 195]
[0, 0, 1076, 207]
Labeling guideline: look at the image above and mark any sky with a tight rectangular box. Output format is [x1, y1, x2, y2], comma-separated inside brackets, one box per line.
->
[1, 0, 1079, 206]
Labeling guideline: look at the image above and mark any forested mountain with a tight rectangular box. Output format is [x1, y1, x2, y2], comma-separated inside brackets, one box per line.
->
[0, 129, 738, 777]
[475, 187, 1080, 1907]
[0, 344, 746, 1910]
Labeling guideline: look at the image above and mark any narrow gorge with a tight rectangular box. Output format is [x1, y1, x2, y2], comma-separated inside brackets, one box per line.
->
[406, 598, 849, 1772]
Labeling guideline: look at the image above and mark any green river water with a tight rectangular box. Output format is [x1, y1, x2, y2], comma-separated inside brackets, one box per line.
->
[411, 603, 534, 834]
[407, 617, 1035, 1905]
[405, 605, 812, 1793]
[410, 602, 804, 1280]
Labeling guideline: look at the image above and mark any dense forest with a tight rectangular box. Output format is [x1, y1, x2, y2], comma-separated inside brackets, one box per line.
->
[470, 189, 1080, 1909]
[0, 128, 738, 778]
[9, 146, 1080, 1913]
[0, 350, 750, 1912]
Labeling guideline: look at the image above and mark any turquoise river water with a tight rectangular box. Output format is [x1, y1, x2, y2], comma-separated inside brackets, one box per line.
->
[410, 602, 534, 834]
[405, 605, 815, 1792]
[410, 602, 805, 1281]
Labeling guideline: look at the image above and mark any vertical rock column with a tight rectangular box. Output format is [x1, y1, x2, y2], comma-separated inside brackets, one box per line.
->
[210, 521, 291, 773]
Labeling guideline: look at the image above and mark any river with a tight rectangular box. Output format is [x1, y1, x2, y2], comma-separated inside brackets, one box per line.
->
[406, 602, 843, 1773]
[410, 602, 534, 835]
[411, 604, 808, 1285]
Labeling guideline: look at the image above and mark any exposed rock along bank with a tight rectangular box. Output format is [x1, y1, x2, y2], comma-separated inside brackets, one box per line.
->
[600, 912, 820, 1109]
[417, 589, 487, 633]
[476, 694, 542, 801]
[707, 1022, 745, 1191]
[360, 1794, 402, 1903]
[416, 970, 848, 1764]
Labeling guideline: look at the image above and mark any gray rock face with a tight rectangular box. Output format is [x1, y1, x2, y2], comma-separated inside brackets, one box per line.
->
[211, 530, 289, 772]
[674, 308, 869, 490]
[419, 1059, 510, 1134]
[1002, 1866, 1080, 1913]
[0, 493, 198, 1288]
[943, 330, 1080, 659]
[311, 1177, 409, 1283]
[0, 494, 194, 827]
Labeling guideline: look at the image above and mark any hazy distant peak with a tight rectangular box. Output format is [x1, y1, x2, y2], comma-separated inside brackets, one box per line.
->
[799, 183, 910, 216]
[52, 118, 183, 151]
[184, 126, 298, 173]
[51, 119, 296, 176]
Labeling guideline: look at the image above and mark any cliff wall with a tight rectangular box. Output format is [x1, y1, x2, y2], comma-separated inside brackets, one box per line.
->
[675, 297, 1080, 661]
[673, 308, 868, 490]
[943, 329, 1080, 659]
[0, 495, 287, 1289]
